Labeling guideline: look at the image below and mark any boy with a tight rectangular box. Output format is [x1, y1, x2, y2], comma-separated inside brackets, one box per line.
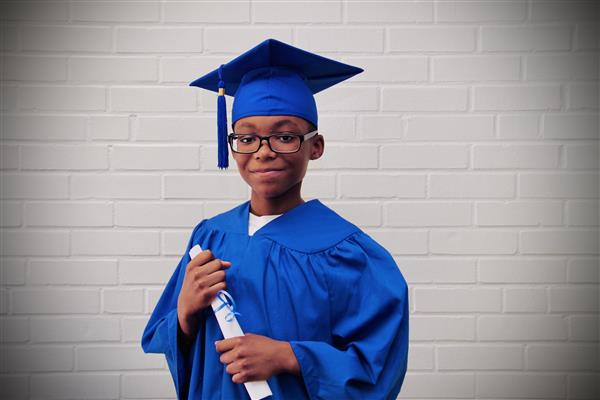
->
[142, 38, 409, 399]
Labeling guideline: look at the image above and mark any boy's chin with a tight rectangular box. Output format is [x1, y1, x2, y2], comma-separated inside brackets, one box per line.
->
[252, 186, 292, 200]
[254, 189, 284, 199]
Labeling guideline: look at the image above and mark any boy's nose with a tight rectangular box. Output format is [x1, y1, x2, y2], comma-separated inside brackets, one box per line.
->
[255, 139, 277, 158]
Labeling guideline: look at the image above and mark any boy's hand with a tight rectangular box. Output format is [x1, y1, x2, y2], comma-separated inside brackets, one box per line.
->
[215, 333, 301, 383]
[177, 249, 231, 339]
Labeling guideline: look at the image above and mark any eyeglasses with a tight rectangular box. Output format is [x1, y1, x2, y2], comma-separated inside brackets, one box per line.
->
[228, 130, 318, 154]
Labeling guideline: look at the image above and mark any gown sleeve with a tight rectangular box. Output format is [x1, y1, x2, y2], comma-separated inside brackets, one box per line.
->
[289, 231, 409, 400]
[141, 220, 205, 400]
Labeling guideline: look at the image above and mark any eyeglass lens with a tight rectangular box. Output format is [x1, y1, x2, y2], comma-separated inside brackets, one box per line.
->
[231, 134, 301, 153]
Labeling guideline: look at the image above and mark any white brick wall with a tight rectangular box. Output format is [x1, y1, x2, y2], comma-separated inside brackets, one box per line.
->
[0, 1, 598, 399]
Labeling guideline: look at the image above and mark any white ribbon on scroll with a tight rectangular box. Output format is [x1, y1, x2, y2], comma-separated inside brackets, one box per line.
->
[188, 244, 273, 400]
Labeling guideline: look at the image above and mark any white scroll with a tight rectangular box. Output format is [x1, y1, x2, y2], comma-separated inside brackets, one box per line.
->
[188, 244, 272, 400]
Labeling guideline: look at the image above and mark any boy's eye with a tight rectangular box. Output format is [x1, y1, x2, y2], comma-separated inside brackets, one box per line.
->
[238, 135, 257, 144]
[274, 134, 295, 143]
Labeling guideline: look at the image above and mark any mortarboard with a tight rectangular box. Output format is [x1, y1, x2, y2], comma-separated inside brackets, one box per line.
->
[189, 38, 364, 170]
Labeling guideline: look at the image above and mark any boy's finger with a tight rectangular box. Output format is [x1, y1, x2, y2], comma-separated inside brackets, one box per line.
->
[226, 360, 244, 375]
[190, 249, 214, 267]
[206, 282, 227, 298]
[215, 337, 241, 353]
[192, 258, 231, 274]
[203, 270, 226, 287]
[219, 349, 236, 365]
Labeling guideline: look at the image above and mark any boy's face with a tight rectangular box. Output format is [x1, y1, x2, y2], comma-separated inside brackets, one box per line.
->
[231, 115, 324, 200]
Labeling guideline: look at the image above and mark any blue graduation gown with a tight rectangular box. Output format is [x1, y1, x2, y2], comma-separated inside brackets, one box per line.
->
[141, 199, 409, 399]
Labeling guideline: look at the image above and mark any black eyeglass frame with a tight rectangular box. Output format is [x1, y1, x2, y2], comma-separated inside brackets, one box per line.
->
[227, 129, 319, 154]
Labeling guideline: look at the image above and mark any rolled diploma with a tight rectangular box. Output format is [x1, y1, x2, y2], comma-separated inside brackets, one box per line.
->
[188, 244, 273, 400]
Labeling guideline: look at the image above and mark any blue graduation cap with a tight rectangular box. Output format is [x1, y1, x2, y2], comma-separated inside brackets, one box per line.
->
[189, 38, 363, 169]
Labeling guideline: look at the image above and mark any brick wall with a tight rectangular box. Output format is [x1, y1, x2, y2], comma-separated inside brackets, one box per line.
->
[1, 1, 598, 398]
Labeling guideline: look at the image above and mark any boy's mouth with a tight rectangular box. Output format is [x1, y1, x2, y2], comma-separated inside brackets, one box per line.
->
[252, 168, 284, 173]
[251, 168, 285, 178]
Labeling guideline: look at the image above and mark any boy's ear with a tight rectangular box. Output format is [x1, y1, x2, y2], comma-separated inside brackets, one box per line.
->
[309, 134, 324, 160]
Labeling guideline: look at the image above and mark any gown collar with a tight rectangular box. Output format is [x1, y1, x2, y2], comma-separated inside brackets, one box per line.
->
[241, 198, 319, 237]
[215, 198, 359, 253]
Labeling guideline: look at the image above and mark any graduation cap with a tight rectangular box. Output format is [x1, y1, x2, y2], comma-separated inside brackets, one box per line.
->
[189, 38, 364, 170]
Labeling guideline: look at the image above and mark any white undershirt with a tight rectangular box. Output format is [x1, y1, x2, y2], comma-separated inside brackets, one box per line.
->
[248, 211, 283, 236]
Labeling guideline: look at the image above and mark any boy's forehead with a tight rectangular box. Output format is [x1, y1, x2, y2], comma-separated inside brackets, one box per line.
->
[235, 116, 308, 130]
